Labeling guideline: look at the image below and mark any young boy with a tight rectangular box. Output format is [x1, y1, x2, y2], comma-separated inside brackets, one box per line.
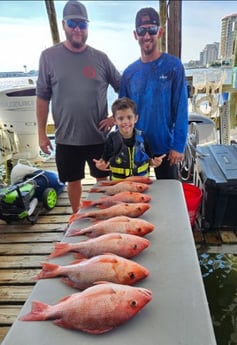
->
[93, 97, 165, 180]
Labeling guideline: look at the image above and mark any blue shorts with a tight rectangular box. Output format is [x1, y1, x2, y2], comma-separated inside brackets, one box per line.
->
[55, 144, 109, 182]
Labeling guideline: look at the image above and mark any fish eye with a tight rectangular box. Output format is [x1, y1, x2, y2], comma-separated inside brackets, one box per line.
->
[133, 244, 137, 249]
[130, 300, 138, 307]
[129, 272, 135, 279]
[137, 227, 142, 233]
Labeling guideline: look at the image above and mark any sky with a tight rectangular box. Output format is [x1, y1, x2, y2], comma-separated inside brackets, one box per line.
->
[0, 0, 236, 72]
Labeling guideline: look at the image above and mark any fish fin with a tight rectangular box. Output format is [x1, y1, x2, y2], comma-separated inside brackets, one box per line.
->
[99, 180, 117, 186]
[36, 262, 59, 279]
[61, 277, 81, 289]
[81, 327, 113, 334]
[89, 187, 103, 193]
[70, 258, 87, 264]
[93, 280, 112, 285]
[96, 204, 107, 209]
[81, 200, 93, 208]
[53, 319, 76, 329]
[73, 253, 86, 260]
[99, 255, 118, 263]
[91, 219, 100, 223]
[19, 301, 49, 321]
[57, 294, 78, 303]
[48, 242, 71, 259]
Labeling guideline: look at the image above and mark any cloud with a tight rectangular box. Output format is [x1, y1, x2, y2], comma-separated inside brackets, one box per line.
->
[0, 0, 237, 71]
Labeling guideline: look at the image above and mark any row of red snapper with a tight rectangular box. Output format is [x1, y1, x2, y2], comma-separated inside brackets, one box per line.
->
[20, 176, 155, 334]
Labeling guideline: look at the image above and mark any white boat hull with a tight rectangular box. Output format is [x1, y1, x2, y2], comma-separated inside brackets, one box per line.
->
[0, 86, 40, 160]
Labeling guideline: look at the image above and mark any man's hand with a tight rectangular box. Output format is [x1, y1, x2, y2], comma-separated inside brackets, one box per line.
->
[39, 134, 53, 155]
[168, 150, 184, 166]
[98, 116, 114, 132]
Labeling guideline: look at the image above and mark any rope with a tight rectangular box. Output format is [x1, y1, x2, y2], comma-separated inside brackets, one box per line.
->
[179, 122, 202, 181]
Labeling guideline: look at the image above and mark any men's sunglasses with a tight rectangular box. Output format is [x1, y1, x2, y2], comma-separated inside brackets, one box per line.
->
[66, 19, 88, 30]
[136, 25, 159, 37]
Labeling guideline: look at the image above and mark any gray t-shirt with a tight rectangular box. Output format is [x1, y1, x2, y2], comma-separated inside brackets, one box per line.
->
[36, 43, 121, 145]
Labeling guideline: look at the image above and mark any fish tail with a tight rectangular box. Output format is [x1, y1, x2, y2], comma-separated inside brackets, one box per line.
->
[36, 262, 60, 279]
[68, 213, 78, 224]
[81, 200, 93, 208]
[97, 204, 107, 209]
[48, 243, 71, 258]
[19, 301, 49, 321]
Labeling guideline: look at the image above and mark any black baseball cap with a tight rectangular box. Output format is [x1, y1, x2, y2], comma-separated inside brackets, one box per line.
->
[63, 1, 89, 22]
[135, 7, 160, 28]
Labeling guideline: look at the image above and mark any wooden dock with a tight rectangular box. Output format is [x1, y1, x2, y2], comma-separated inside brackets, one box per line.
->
[0, 159, 237, 344]
[0, 159, 95, 344]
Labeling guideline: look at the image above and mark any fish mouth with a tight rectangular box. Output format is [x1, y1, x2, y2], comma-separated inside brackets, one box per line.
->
[139, 287, 153, 300]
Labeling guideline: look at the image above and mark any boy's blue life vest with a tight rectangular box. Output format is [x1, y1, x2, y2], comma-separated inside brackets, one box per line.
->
[109, 129, 150, 179]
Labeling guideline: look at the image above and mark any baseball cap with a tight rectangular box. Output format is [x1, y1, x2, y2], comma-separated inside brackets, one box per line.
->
[63, 1, 89, 22]
[135, 7, 160, 28]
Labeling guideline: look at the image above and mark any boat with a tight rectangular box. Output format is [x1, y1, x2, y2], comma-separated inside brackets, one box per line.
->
[0, 84, 40, 162]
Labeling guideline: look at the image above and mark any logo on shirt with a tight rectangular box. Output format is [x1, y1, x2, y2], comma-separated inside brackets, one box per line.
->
[115, 157, 122, 165]
[160, 74, 167, 80]
[83, 66, 96, 79]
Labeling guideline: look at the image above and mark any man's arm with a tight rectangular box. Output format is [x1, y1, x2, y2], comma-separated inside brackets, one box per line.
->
[36, 97, 53, 154]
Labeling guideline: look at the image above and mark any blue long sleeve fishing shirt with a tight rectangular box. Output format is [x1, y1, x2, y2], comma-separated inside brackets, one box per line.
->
[119, 53, 188, 155]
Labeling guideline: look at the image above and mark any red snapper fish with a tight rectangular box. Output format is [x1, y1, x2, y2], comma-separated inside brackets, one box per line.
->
[48, 233, 150, 259]
[89, 181, 149, 195]
[70, 203, 150, 222]
[20, 282, 152, 334]
[81, 191, 151, 209]
[35, 254, 149, 290]
[100, 175, 154, 186]
[66, 216, 155, 237]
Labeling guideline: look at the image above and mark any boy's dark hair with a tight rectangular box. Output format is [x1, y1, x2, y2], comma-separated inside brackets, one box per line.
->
[112, 97, 137, 117]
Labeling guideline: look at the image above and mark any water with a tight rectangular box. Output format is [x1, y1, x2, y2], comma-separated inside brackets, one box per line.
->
[199, 252, 237, 345]
[185, 67, 233, 85]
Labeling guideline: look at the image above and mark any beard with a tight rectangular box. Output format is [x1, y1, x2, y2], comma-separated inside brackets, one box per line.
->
[65, 31, 87, 49]
[140, 39, 157, 56]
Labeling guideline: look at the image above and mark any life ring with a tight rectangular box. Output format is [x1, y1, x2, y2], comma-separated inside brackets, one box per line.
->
[193, 95, 219, 117]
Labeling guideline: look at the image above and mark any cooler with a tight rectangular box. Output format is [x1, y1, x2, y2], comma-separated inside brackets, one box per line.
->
[193, 144, 237, 230]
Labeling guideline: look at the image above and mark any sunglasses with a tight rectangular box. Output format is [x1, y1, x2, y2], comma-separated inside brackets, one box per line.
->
[66, 19, 88, 30]
[136, 25, 159, 37]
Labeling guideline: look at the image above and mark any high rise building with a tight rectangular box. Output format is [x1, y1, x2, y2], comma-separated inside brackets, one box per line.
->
[200, 42, 219, 66]
[219, 13, 237, 63]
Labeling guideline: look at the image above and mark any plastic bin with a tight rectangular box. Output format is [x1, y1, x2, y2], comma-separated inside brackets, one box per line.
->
[182, 183, 202, 226]
[194, 144, 237, 230]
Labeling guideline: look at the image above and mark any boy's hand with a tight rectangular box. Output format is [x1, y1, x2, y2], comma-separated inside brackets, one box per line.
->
[93, 158, 111, 171]
[150, 154, 166, 168]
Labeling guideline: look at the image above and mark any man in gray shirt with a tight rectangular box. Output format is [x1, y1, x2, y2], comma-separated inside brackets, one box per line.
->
[36, 1, 120, 216]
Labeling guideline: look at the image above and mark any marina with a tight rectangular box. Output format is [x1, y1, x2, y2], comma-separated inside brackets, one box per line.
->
[0, 1, 237, 343]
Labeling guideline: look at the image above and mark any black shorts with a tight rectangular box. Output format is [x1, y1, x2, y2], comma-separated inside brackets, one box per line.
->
[55, 143, 110, 182]
[154, 155, 179, 179]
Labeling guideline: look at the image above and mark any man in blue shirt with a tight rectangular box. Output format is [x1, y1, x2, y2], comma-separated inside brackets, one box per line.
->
[119, 7, 188, 179]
